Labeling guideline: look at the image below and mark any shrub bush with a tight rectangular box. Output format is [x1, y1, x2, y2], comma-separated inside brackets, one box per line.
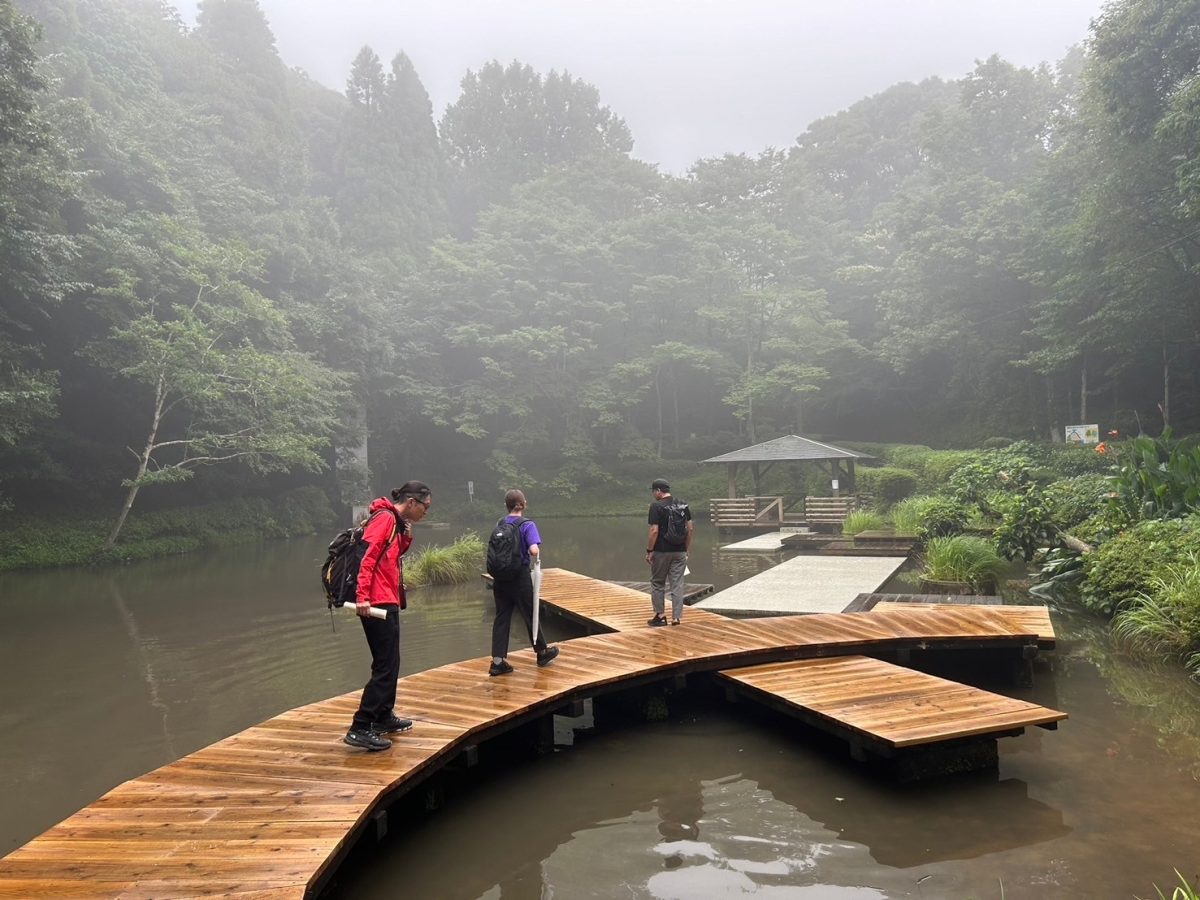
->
[1081, 517, 1200, 616]
[916, 496, 970, 539]
[856, 467, 917, 509]
[981, 436, 1015, 449]
[886, 446, 974, 493]
[0, 487, 334, 571]
[1045, 474, 1112, 532]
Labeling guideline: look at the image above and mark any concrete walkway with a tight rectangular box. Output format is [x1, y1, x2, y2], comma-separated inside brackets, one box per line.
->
[696, 554, 909, 615]
[720, 532, 790, 551]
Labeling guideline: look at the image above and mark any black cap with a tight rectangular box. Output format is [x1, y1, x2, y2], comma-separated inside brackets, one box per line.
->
[651, 479, 670, 491]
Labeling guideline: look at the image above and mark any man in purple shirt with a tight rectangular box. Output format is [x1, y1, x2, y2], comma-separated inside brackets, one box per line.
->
[488, 489, 560, 676]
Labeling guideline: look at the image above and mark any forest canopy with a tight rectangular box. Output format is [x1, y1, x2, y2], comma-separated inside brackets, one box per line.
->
[3, 0, 1199, 538]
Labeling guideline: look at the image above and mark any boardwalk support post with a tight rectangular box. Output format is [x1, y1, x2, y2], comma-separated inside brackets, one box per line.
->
[372, 809, 388, 841]
[556, 699, 587, 718]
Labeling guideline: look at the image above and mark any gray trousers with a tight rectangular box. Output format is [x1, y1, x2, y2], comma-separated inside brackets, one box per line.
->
[650, 551, 688, 620]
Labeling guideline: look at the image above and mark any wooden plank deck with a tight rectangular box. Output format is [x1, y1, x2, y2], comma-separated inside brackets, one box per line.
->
[870, 600, 1056, 650]
[722, 656, 1065, 749]
[0, 569, 1062, 899]
[608, 581, 715, 605]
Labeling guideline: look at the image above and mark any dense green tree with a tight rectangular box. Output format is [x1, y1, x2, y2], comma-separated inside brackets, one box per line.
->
[83, 223, 342, 547]
[334, 47, 446, 259]
[0, 0, 72, 501]
[440, 60, 633, 232]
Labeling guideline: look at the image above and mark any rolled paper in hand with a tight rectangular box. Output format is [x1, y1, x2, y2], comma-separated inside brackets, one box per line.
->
[344, 604, 388, 620]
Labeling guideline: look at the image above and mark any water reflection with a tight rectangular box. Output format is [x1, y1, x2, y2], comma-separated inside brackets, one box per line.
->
[2, 518, 1199, 897]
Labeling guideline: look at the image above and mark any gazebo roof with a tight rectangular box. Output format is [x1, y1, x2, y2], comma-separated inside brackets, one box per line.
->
[702, 435, 873, 464]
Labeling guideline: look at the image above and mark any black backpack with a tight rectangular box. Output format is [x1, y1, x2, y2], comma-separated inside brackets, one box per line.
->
[662, 500, 690, 547]
[486, 517, 525, 581]
[320, 510, 401, 609]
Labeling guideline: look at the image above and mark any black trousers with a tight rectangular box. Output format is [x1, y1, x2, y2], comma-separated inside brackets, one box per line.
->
[491, 568, 547, 660]
[352, 606, 400, 730]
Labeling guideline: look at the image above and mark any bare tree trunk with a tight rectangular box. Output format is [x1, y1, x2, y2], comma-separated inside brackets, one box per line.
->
[1079, 356, 1088, 424]
[1046, 375, 1060, 442]
[1161, 343, 1171, 429]
[105, 377, 165, 550]
[654, 367, 663, 459]
[671, 373, 680, 452]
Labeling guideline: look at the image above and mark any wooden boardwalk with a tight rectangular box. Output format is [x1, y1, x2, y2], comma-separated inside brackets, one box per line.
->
[0, 569, 1062, 899]
[723, 656, 1064, 749]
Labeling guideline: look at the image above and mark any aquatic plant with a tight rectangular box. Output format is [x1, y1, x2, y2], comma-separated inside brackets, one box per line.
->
[1139, 869, 1200, 900]
[920, 535, 1007, 588]
[889, 495, 933, 536]
[842, 510, 885, 535]
[405, 533, 485, 587]
[1112, 555, 1200, 678]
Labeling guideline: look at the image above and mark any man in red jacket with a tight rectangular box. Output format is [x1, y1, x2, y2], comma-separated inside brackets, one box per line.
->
[344, 480, 432, 751]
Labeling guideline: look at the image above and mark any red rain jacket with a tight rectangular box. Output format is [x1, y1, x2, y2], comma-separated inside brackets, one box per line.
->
[356, 497, 412, 609]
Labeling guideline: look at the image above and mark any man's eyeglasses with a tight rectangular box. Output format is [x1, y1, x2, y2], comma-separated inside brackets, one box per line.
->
[412, 497, 431, 510]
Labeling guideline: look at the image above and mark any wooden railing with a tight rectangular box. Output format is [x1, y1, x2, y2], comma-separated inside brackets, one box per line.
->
[804, 495, 859, 526]
[710, 496, 784, 527]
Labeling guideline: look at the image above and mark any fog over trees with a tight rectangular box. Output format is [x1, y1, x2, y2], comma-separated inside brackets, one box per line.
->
[3, 0, 1199, 534]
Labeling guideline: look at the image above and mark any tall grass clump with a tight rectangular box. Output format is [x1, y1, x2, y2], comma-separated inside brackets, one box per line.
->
[921, 535, 1007, 588]
[405, 533, 484, 587]
[842, 510, 885, 535]
[1112, 555, 1200, 678]
[890, 496, 933, 536]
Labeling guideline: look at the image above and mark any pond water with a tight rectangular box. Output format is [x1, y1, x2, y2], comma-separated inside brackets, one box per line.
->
[1, 515, 1198, 897]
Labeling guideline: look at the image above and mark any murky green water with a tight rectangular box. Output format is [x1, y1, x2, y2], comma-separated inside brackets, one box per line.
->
[1, 517, 1198, 897]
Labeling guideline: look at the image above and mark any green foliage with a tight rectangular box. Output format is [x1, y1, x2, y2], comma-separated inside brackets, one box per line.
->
[888, 495, 932, 536]
[875, 446, 974, 493]
[1030, 547, 1086, 601]
[993, 485, 1058, 562]
[1045, 473, 1112, 531]
[915, 496, 970, 539]
[0, 486, 333, 571]
[1110, 430, 1200, 522]
[856, 466, 917, 509]
[1140, 870, 1200, 900]
[1081, 517, 1200, 616]
[921, 535, 1008, 588]
[405, 533, 484, 587]
[1112, 555, 1200, 678]
[841, 510, 885, 535]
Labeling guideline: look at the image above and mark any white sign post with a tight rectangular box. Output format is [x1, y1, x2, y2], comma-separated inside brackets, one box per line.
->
[1065, 424, 1100, 444]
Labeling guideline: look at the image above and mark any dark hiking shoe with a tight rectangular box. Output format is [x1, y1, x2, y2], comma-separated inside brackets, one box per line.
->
[344, 728, 391, 751]
[536, 646, 560, 667]
[489, 660, 515, 677]
[671, 618, 681, 625]
[647, 615, 668, 627]
[371, 715, 413, 734]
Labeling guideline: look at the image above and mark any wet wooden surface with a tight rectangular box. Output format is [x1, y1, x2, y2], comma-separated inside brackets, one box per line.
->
[869, 600, 1056, 649]
[723, 656, 1066, 748]
[0, 568, 1060, 899]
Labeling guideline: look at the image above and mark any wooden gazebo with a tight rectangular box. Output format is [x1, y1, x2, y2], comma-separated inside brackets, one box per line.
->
[703, 434, 873, 529]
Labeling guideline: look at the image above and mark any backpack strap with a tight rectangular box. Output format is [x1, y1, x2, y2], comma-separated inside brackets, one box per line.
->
[366, 509, 402, 550]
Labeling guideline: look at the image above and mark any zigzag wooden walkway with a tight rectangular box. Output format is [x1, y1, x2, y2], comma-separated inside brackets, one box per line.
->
[540, 569, 1065, 756]
[0, 569, 1061, 899]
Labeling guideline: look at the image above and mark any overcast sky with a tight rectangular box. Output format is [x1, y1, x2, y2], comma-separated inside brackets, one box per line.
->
[177, 1, 1105, 173]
